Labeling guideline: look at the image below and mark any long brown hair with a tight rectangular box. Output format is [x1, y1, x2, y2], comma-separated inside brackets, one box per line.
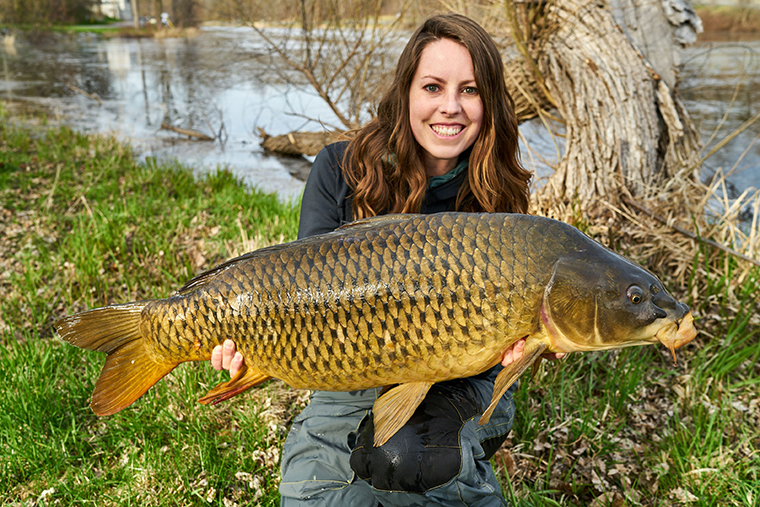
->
[343, 13, 531, 220]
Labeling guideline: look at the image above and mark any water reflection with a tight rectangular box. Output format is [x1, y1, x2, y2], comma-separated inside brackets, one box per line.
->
[2, 28, 345, 201]
[679, 41, 760, 195]
[1, 27, 758, 202]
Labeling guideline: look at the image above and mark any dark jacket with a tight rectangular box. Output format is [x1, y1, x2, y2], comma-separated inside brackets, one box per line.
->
[298, 141, 469, 239]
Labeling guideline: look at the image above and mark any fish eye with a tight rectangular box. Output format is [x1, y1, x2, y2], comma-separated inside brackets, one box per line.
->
[627, 286, 643, 304]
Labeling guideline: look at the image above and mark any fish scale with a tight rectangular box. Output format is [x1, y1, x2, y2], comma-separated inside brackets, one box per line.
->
[55, 212, 697, 447]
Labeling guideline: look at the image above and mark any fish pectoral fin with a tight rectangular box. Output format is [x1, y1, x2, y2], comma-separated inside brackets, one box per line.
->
[197, 364, 271, 406]
[530, 356, 545, 380]
[372, 381, 434, 447]
[479, 342, 548, 426]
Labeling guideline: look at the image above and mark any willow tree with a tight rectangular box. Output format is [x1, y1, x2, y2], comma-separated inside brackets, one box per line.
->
[500, 0, 703, 209]
[507, 0, 760, 283]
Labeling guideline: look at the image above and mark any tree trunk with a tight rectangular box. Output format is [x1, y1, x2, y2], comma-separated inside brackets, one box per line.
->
[131, 0, 140, 29]
[609, 0, 702, 89]
[525, 0, 703, 209]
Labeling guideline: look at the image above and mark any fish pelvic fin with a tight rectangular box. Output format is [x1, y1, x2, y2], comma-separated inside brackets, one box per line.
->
[54, 303, 178, 416]
[479, 341, 548, 426]
[372, 381, 434, 447]
[197, 364, 271, 406]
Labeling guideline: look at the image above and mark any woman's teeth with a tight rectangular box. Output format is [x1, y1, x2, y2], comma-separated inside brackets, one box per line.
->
[431, 125, 463, 136]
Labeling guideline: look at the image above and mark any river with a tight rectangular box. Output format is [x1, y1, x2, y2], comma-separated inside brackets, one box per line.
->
[1, 26, 758, 202]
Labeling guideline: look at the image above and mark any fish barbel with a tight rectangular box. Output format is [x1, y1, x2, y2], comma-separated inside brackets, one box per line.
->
[55, 213, 697, 446]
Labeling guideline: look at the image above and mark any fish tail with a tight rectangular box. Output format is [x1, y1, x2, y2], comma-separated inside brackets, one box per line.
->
[55, 302, 178, 416]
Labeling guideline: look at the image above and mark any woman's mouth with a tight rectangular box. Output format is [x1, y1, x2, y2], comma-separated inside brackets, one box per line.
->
[431, 124, 463, 137]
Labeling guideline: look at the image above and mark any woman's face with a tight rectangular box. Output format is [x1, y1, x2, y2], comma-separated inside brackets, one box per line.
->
[409, 38, 484, 177]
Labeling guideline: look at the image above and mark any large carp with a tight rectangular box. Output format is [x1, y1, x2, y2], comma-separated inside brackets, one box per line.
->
[55, 213, 697, 446]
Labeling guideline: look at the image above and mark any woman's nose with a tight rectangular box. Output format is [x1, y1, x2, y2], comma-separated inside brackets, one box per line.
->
[440, 90, 462, 116]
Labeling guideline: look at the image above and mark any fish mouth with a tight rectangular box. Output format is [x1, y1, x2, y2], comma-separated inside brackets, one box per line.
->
[655, 311, 697, 364]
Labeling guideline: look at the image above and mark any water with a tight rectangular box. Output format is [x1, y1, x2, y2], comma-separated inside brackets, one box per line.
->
[1, 27, 345, 201]
[679, 40, 760, 195]
[1, 27, 758, 201]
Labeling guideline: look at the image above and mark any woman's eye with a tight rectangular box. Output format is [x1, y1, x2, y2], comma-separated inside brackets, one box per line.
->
[463, 86, 478, 95]
[424, 84, 439, 92]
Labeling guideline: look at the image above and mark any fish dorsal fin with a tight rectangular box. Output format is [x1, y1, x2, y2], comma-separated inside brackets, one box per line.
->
[178, 214, 425, 295]
[177, 215, 421, 295]
[479, 341, 548, 425]
[197, 363, 272, 405]
[175, 242, 299, 295]
[337, 213, 424, 231]
[372, 381, 434, 447]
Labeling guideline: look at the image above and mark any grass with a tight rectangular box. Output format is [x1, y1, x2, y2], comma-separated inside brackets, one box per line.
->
[1, 103, 759, 506]
[53, 25, 121, 34]
[0, 104, 302, 506]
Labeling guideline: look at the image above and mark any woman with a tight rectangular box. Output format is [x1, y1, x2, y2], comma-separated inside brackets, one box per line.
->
[213, 13, 561, 506]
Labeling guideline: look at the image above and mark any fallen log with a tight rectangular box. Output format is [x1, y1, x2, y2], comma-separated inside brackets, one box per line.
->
[160, 122, 214, 141]
[258, 127, 344, 157]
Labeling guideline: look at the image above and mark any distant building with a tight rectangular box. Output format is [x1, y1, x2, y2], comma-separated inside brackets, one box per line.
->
[97, 0, 134, 20]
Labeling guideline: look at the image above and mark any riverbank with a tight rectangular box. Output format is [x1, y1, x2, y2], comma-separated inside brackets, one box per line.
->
[696, 5, 760, 37]
[2, 105, 758, 505]
[3, 5, 758, 40]
[0, 21, 200, 39]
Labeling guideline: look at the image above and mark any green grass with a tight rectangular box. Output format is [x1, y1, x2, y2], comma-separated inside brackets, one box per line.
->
[1, 102, 758, 506]
[0, 103, 302, 505]
[53, 25, 121, 34]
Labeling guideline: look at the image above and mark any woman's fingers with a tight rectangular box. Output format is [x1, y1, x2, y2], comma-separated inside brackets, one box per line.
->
[222, 339, 237, 370]
[211, 344, 224, 370]
[500, 338, 526, 367]
[500, 340, 567, 367]
[211, 339, 244, 376]
[229, 351, 244, 378]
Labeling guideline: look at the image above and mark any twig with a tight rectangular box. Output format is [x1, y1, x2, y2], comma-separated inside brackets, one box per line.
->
[44, 163, 62, 212]
[199, 106, 217, 142]
[65, 83, 103, 106]
[689, 109, 760, 174]
[160, 122, 214, 141]
[621, 195, 760, 268]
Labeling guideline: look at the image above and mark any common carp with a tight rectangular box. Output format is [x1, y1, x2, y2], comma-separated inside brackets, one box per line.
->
[55, 212, 697, 446]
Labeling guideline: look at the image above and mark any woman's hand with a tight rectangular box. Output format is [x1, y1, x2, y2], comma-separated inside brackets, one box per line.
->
[211, 339, 245, 377]
[500, 338, 566, 367]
